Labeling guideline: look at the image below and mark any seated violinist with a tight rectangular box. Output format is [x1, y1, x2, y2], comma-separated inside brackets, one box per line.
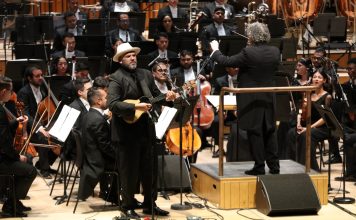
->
[0, 76, 37, 217]
[51, 57, 70, 77]
[17, 66, 58, 179]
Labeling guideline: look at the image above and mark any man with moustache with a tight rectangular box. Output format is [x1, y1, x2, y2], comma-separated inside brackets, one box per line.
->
[108, 43, 175, 218]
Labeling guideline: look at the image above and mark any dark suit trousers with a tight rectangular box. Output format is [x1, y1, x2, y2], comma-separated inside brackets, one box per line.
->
[246, 114, 279, 172]
[0, 159, 37, 200]
[33, 133, 57, 171]
[117, 122, 158, 210]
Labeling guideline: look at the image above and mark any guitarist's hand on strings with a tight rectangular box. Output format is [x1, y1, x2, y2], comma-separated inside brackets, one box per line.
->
[135, 103, 152, 112]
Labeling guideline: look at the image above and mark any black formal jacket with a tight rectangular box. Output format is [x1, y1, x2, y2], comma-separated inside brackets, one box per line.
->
[0, 105, 19, 162]
[17, 83, 47, 128]
[51, 49, 86, 59]
[157, 5, 188, 19]
[147, 49, 178, 62]
[211, 44, 280, 130]
[170, 65, 206, 87]
[59, 80, 77, 105]
[100, 0, 141, 18]
[105, 28, 143, 54]
[69, 98, 89, 131]
[78, 108, 115, 200]
[52, 26, 84, 52]
[108, 66, 162, 144]
[200, 22, 233, 55]
[214, 74, 229, 95]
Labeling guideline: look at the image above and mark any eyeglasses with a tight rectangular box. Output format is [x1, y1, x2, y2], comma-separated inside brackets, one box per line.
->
[157, 69, 168, 73]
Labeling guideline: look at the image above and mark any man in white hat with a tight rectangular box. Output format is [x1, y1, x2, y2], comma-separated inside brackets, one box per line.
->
[108, 43, 175, 218]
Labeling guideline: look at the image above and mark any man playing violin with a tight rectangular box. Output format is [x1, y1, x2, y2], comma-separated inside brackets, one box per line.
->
[108, 43, 175, 218]
[17, 66, 57, 179]
[0, 76, 37, 217]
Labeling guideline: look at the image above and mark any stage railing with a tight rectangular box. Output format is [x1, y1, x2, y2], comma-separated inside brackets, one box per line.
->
[218, 85, 318, 176]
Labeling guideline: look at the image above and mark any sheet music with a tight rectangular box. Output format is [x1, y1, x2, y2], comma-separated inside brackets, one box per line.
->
[155, 106, 177, 140]
[206, 95, 236, 108]
[48, 105, 80, 142]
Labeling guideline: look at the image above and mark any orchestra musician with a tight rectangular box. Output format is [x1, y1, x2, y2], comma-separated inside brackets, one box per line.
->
[156, 14, 178, 35]
[157, 0, 188, 19]
[78, 87, 118, 204]
[151, 59, 172, 94]
[53, 12, 84, 52]
[200, 7, 234, 56]
[17, 66, 57, 179]
[67, 0, 87, 24]
[108, 43, 174, 218]
[203, 0, 235, 20]
[287, 70, 333, 172]
[335, 58, 356, 181]
[0, 76, 37, 217]
[51, 57, 70, 77]
[51, 32, 86, 59]
[100, 0, 141, 18]
[210, 22, 280, 175]
[148, 32, 178, 61]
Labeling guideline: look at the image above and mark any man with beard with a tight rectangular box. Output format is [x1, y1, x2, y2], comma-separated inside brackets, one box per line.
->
[108, 43, 175, 218]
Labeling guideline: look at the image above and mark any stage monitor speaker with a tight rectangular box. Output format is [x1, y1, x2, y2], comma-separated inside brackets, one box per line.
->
[157, 155, 191, 192]
[256, 174, 321, 216]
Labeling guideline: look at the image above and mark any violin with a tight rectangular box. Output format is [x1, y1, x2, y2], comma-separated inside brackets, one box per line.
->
[3, 97, 38, 158]
[166, 123, 201, 156]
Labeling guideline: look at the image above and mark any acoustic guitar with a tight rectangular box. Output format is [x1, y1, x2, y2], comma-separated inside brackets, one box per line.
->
[122, 80, 197, 124]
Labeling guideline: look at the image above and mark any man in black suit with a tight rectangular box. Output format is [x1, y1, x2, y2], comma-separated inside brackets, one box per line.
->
[60, 62, 90, 105]
[17, 66, 57, 178]
[157, 0, 188, 19]
[53, 12, 84, 52]
[105, 13, 144, 56]
[200, 7, 234, 56]
[210, 22, 280, 175]
[0, 76, 37, 217]
[151, 60, 173, 94]
[108, 43, 175, 218]
[52, 32, 86, 59]
[100, 0, 140, 18]
[78, 87, 117, 202]
[147, 32, 178, 62]
[203, 0, 235, 20]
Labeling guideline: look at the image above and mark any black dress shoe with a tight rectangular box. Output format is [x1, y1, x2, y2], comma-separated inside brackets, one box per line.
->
[40, 170, 52, 179]
[2, 202, 28, 217]
[17, 200, 32, 211]
[244, 169, 265, 176]
[324, 155, 342, 164]
[122, 209, 140, 219]
[143, 206, 169, 216]
[134, 199, 143, 209]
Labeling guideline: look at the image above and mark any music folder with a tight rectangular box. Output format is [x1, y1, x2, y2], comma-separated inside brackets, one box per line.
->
[314, 104, 343, 139]
[155, 106, 178, 140]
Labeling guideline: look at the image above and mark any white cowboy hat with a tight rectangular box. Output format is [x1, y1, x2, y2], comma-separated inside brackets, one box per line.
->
[113, 43, 141, 62]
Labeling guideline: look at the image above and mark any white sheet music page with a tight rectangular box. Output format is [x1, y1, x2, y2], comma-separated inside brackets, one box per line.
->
[206, 95, 236, 109]
[48, 105, 80, 142]
[155, 106, 177, 140]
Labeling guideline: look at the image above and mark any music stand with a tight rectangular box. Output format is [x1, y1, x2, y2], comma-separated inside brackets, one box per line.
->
[315, 104, 355, 204]
[34, 15, 54, 41]
[85, 19, 106, 35]
[130, 41, 156, 55]
[148, 18, 189, 39]
[267, 15, 286, 38]
[218, 36, 247, 56]
[14, 43, 51, 60]
[75, 35, 106, 56]
[5, 59, 47, 92]
[15, 15, 36, 43]
[169, 95, 199, 211]
[167, 32, 198, 54]
[74, 56, 108, 79]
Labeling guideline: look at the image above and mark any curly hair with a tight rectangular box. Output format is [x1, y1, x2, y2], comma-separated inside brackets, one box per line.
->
[247, 22, 271, 44]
